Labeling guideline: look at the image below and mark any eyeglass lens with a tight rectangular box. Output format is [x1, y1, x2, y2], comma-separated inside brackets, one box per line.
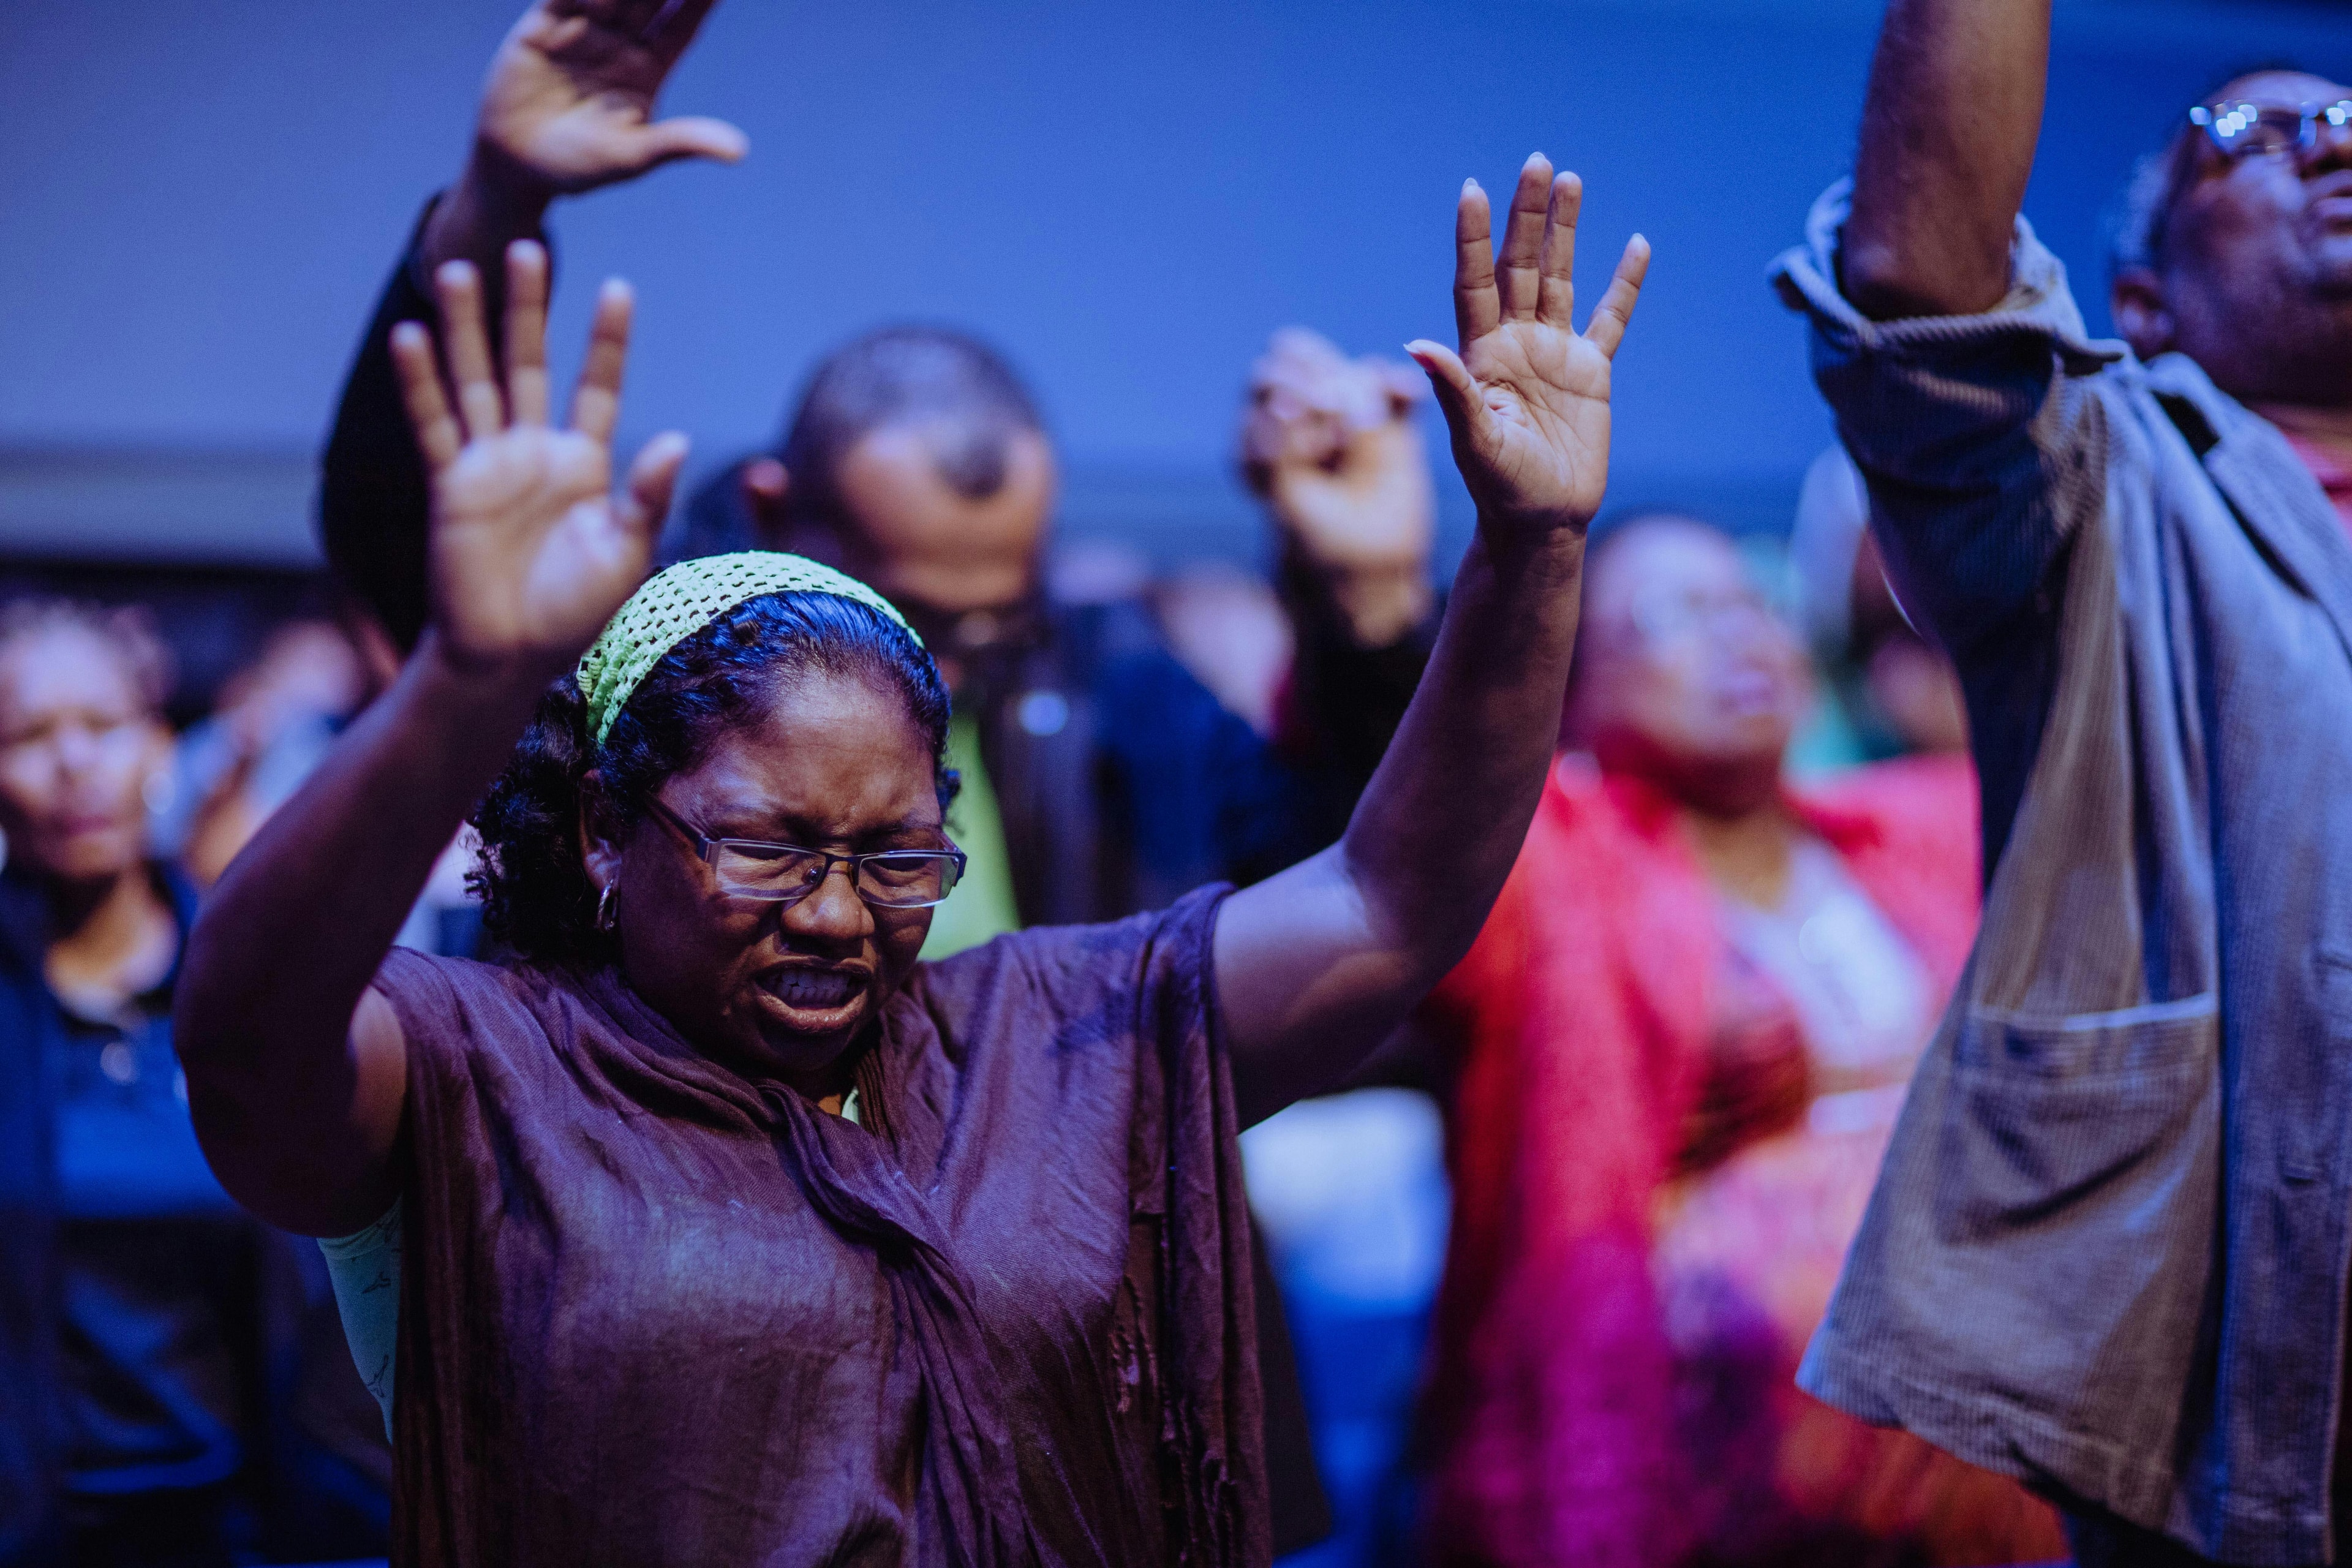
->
[2201, 100, 2352, 157]
[710, 843, 962, 907]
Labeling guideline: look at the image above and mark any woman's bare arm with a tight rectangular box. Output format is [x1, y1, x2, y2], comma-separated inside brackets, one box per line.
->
[1842, 0, 2050, 321]
[1214, 155, 1646, 1125]
[177, 248, 683, 1235]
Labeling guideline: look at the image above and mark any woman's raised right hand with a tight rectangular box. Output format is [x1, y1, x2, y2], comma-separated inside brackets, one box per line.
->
[391, 241, 686, 683]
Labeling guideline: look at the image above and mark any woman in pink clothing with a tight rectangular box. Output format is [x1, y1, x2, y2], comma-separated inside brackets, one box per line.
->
[1419, 516, 2064, 1568]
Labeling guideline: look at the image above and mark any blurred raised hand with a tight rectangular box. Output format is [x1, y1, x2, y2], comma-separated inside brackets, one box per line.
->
[1406, 154, 1648, 541]
[475, 0, 744, 195]
[428, 0, 745, 270]
[1240, 330, 1437, 645]
[390, 241, 687, 680]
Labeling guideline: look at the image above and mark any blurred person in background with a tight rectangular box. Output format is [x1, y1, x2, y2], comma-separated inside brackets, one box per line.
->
[1238, 329, 1444, 825]
[0, 601, 381, 1567]
[1147, 560, 1295, 741]
[161, 614, 481, 962]
[159, 619, 371, 890]
[1412, 516, 2063, 1567]
[1787, 445, 1967, 762]
[1232, 326, 1453, 1568]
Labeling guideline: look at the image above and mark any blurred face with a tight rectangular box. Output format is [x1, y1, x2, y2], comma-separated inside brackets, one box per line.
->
[832, 418, 1057, 616]
[0, 627, 168, 885]
[1566, 520, 1812, 811]
[591, 669, 943, 1093]
[2117, 71, 2352, 403]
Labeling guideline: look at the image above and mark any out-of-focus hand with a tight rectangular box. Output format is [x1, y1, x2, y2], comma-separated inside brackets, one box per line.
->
[475, 0, 744, 198]
[1406, 154, 1648, 545]
[1242, 330, 1434, 569]
[427, 1, 745, 270]
[1240, 330, 1437, 646]
[390, 241, 687, 687]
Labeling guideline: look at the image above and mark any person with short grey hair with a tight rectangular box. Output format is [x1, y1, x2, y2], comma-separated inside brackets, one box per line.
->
[1771, 1, 2352, 1564]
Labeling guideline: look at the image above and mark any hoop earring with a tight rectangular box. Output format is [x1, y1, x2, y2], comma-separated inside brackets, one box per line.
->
[595, 879, 619, 932]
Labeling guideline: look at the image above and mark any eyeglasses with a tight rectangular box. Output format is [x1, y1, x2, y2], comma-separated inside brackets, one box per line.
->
[644, 797, 966, 910]
[2190, 99, 2352, 160]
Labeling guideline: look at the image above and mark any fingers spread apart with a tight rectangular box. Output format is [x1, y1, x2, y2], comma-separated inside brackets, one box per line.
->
[395, 261, 641, 471]
[1448, 157, 1649, 361]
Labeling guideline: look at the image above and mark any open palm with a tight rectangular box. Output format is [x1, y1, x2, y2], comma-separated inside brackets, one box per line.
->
[1407, 156, 1648, 538]
[391, 244, 685, 677]
[478, 0, 744, 195]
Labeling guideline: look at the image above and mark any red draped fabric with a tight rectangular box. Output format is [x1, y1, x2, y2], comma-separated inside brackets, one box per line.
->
[1419, 752, 2057, 1567]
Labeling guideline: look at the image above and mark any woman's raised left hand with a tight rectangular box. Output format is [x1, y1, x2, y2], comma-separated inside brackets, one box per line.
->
[1406, 154, 1648, 542]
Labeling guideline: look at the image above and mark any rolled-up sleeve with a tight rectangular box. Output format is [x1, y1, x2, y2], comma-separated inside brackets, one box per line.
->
[1771, 181, 2126, 654]
[317, 199, 546, 653]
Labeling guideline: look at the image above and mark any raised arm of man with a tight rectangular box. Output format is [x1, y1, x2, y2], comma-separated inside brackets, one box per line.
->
[1841, 0, 2049, 320]
[1773, 0, 2118, 866]
[320, 0, 742, 648]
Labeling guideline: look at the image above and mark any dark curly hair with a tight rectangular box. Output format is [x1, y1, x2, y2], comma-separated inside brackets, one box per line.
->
[471, 590, 956, 965]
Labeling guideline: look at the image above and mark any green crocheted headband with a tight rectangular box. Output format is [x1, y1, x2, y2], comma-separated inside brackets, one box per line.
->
[575, 551, 920, 747]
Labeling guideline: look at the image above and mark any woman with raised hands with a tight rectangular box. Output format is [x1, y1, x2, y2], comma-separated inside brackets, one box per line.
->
[175, 156, 1647, 1566]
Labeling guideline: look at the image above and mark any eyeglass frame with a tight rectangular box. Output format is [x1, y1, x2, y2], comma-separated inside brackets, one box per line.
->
[2189, 97, 2352, 160]
[642, 796, 967, 910]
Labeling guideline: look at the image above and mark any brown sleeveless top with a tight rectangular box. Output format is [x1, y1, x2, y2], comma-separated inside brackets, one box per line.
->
[368, 886, 1265, 1566]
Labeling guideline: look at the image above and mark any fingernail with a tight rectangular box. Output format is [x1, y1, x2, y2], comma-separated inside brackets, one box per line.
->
[1463, 178, 1481, 194]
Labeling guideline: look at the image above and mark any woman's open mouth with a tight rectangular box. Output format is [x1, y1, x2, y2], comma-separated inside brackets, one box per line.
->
[760, 965, 869, 1025]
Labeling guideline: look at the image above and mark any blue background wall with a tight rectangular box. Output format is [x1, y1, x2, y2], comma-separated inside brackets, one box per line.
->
[3, 0, 2348, 564]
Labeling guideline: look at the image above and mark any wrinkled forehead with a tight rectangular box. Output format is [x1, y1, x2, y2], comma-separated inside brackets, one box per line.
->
[679, 669, 942, 832]
[2209, 69, 2350, 110]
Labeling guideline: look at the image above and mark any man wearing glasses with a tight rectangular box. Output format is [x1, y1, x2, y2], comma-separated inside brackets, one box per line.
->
[1771, 2, 2352, 1565]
